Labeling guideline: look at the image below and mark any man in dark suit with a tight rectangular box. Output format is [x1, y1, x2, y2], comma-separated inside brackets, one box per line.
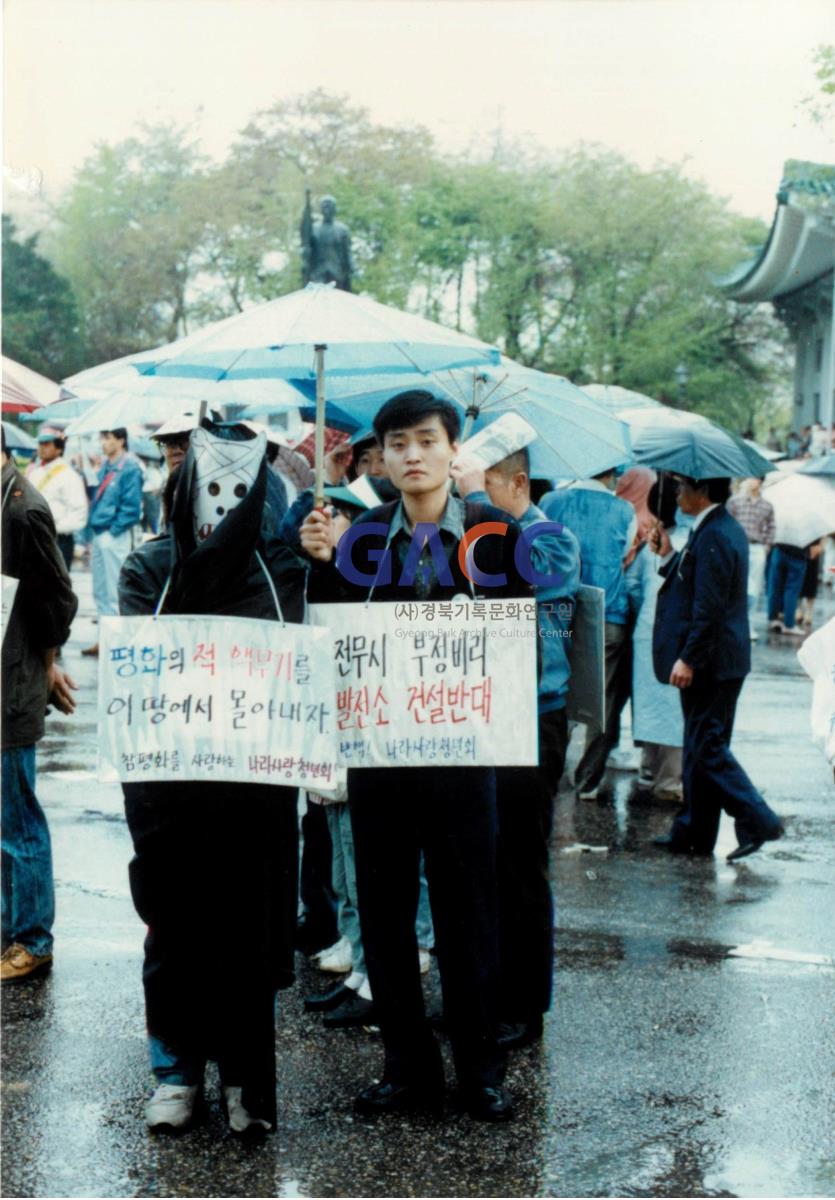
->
[648, 475, 783, 861]
[301, 391, 533, 1123]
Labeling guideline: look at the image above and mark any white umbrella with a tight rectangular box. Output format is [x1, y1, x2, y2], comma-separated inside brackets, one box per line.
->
[2, 356, 61, 412]
[581, 383, 662, 411]
[764, 474, 835, 548]
[77, 283, 500, 502]
[64, 390, 236, 436]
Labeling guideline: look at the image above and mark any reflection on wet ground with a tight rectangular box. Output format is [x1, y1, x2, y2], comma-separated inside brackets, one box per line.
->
[2, 571, 835, 1197]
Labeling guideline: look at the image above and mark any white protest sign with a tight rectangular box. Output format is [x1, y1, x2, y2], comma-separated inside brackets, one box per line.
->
[309, 599, 538, 768]
[98, 614, 339, 788]
[1, 575, 19, 643]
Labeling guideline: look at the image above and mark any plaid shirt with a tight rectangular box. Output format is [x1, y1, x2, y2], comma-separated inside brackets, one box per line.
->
[726, 493, 776, 546]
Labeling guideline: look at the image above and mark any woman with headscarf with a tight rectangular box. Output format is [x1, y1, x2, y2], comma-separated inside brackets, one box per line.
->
[118, 421, 307, 1137]
[624, 473, 694, 801]
[616, 466, 657, 569]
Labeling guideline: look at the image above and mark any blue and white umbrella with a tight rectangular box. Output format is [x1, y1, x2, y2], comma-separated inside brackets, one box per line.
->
[70, 284, 499, 501]
[581, 383, 662, 411]
[621, 405, 775, 478]
[2, 420, 38, 453]
[799, 454, 835, 477]
[262, 359, 632, 481]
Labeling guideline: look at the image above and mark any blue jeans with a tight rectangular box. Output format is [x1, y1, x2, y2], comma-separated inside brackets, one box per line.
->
[91, 529, 133, 616]
[326, 803, 366, 976]
[416, 854, 435, 950]
[148, 1035, 204, 1087]
[1, 746, 55, 956]
[767, 547, 806, 630]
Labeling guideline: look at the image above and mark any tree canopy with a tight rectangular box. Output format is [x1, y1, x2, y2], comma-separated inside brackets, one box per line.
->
[2, 215, 85, 380]
[14, 90, 788, 432]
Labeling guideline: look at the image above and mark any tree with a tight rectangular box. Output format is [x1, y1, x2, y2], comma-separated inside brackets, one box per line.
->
[2, 215, 85, 379]
[35, 91, 787, 429]
[469, 144, 787, 431]
[223, 90, 446, 309]
[48, 124, 211, 363]
[802, 44, 835, 131]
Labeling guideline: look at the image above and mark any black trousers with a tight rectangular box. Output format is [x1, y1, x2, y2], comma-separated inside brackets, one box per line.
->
[495, 707, 568, 1022]
[349, 766, 504, 1092]
[671, 677, 782, 853]
[575, 621, 632, 793]
[57, 533, 75, 573]
[299, 797, 339, 947]
[124, 782, 298, 1127]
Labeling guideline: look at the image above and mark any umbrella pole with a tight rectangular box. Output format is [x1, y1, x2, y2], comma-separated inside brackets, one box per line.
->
[313, 344, 327, 507]
[461, 372, 483, 442]
[198, 401, 208, 425]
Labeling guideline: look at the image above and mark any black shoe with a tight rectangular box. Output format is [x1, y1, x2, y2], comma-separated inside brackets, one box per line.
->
[304, 981, 353, 1013]
[496, 1017, 543, 1051]
[354, 1078, 443, 1116]
[461, 1085, 514, 1123]
[727, 824, 784, 863]
[323, 992, 376, 1028]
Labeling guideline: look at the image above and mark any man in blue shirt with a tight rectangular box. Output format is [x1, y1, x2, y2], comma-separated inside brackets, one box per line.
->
[452, 447, 580, 1051]
[82, 428, 143, 657]
[540, 467, 636, 799]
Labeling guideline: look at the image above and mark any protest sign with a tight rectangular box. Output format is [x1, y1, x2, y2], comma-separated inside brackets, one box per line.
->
[565, 584, 606, 729]
[309, 598, 538, 767]
[98, 614, 339, 788]
[1, 574, 19, 643]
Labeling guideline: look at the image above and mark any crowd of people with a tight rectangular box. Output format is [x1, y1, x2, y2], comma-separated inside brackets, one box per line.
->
[6, 388, 829, 1140]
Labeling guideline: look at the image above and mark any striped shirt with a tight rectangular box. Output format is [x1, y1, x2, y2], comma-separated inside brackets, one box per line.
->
[726, 494, 776, 546]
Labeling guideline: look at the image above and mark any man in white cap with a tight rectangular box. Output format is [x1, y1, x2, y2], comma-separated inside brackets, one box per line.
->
[25, 429, 88, 572]
[151, 413, 199, 475]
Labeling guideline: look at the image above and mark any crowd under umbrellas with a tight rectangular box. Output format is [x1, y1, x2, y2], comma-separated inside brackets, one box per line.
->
[3, 282, 832, 1141]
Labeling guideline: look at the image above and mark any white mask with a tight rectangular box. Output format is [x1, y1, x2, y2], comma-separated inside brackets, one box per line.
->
[190, 426, 266, 542]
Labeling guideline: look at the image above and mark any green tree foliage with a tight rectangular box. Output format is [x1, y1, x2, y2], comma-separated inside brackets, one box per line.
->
[35, 91, 786, 428]
[48, 124, 210, 362]
[802, 44, 835, 130]
[2, 215, 85, 379]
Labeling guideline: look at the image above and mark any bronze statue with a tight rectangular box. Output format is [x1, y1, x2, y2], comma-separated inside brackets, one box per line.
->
[300, 190, 353, 291]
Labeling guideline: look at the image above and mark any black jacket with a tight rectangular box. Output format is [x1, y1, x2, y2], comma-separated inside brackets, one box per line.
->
[119, 455, 306, 621]
[653, 504, 751, 684]
[307, 497, 533, 605]
[2, 459, 78, 749]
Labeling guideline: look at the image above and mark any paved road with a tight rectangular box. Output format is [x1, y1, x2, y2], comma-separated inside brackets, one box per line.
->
[3, 567, 834, 1198]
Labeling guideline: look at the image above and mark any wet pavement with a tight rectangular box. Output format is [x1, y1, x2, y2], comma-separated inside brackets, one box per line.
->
[3, 567, 834, 1198]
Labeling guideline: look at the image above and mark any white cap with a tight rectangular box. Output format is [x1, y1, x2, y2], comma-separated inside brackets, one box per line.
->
[240, 419, 291, 447]
[151, 412, 201, 441]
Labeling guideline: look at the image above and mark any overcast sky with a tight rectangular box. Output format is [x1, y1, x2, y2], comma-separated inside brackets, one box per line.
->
[4, 0, 834, 224]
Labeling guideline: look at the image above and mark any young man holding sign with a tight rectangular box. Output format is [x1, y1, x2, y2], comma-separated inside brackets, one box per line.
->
[301, 391, 533, 1123]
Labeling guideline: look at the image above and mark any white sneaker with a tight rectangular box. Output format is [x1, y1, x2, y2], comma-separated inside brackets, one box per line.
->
[223, 1087, 272, 1135]
[318, 938, 353, 973]
[418, 948, 431, 975]
[145, 1083, 199, 1131]
[605, 748, 640, 772]
[768, 619, 784, 633]
[782, 624, 805, 638]
[577, 785, 599, 800]
[750, 629, 759, 642]
[312, 935, 349, 962]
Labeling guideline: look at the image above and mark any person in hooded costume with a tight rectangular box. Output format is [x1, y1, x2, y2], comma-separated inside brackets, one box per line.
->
[117, 421, 306, 1137]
